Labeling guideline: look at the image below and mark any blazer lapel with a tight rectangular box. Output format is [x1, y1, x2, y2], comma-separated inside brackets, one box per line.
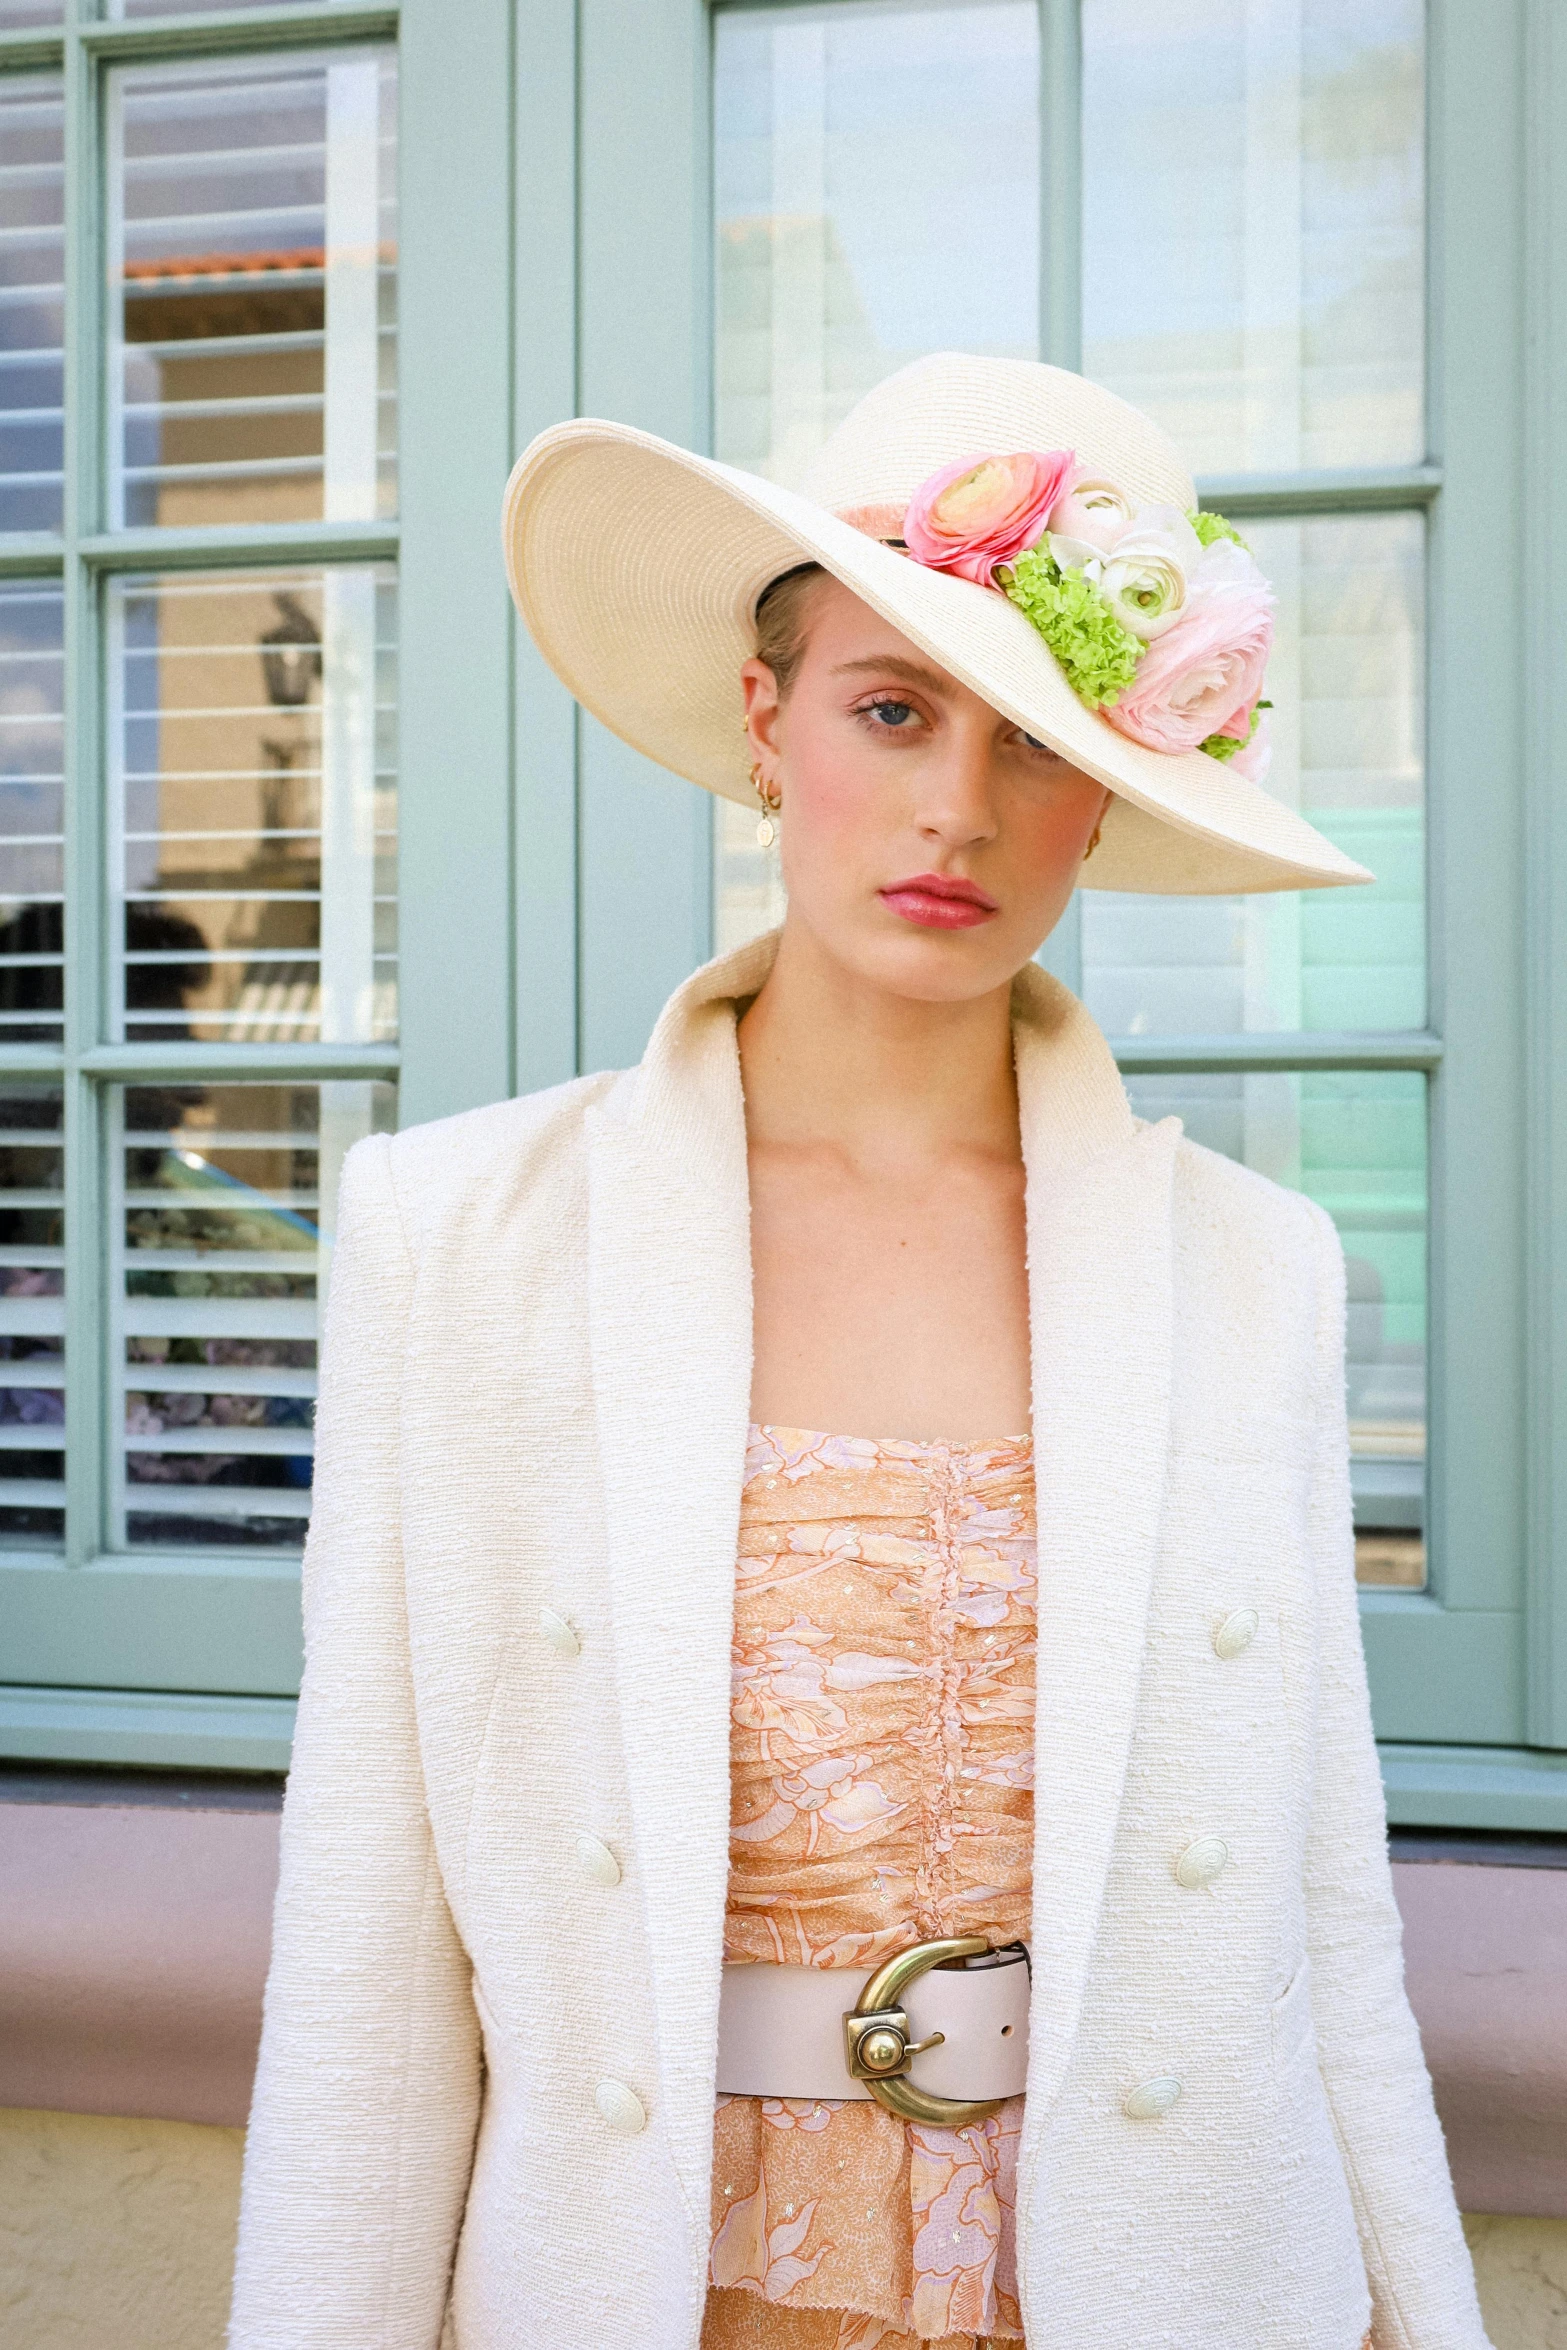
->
[1012, 966, 1179, 2130]
[584, 937, 775, 2229]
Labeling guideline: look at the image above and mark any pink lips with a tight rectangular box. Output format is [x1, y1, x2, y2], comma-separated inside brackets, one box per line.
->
[878, 871, 1000, 930]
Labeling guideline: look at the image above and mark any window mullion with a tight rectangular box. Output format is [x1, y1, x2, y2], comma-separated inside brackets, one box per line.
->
[1035, 0, 1084, 998]
[1522, 0, 1567, 1747]
[1039, 0, 1081, 374]
[61, 10, 106, 1572]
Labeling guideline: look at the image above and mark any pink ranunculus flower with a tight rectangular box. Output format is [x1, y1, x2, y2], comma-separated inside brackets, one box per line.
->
[903, 448, 1075, 585]
[1227, 711, 1273, 784]
[1103, 568, 1274, 757]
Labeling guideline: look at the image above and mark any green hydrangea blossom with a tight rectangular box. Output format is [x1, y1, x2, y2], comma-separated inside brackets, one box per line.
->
[1002, 546, 1143, 709]
[1191, 508, 1246, 549]
[1199, 701, 1268, 762]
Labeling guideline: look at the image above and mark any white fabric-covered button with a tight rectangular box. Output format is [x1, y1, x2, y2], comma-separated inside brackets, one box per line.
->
[1213, 1608, 1259, 1660]
[1175, 1835, 1230, 1890]
[1123, 2075, 1183, 2120]
[539, 1607, 580, 1658]
[595, 2078, 647, 2135]
[576, 1832, 621, 1888]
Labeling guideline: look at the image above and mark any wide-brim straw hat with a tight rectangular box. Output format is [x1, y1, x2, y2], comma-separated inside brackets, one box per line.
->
[502, 353, 1371, 896]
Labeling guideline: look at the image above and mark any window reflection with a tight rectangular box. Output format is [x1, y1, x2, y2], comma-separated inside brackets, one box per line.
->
[0, 75, 64, 534]
[110, 49, 398, 530]
[116, 1079, 393, 1550]
[1127, 1068, 1426, 1587]
[1079, 512, 1425, 1038]
[1081, 0, 1425, 473]
[712, 0, 1039, 954]
[0, 1082, 63, 1551]
[110, 566, 398, 1044]
[0, 580, 63, 1044]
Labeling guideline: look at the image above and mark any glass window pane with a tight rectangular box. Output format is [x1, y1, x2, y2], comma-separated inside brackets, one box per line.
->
[1082, 0, 1425, 473]
[109, 48, 398, 530]
[1127, 1068, 1425, 1587]
[115, 1077, 394, 1551]
[0, 1080, 62, 1550]
[712, 0, 1039, 954]
[1080, 510, 1424, 1037]
[109, 565, 397, 1045]
[0, 74, 64, 534]
[0, 3, 62, 31]
[0, 579, 63, 1044]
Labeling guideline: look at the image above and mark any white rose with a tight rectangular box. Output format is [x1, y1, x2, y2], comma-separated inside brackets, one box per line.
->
[1046, 531, 1107, 578]
[1097, 506, 1204, 640]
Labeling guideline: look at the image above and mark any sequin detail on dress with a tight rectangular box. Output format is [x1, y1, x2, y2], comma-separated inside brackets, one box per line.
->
[704, 1425, 1037, 2350]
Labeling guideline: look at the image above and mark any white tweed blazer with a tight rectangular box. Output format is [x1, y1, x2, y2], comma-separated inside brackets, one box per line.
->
[229, 933, 1490, 2350]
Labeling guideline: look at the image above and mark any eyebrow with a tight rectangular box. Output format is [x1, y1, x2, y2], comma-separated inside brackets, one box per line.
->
[828, 654, 957, 697]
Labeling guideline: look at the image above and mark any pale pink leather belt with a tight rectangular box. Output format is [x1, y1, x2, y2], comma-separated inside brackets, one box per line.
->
[716, 1934, 1030, 2126]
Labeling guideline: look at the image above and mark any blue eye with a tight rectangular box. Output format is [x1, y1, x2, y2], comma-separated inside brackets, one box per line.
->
[1021, 730, 1048, 750]
[869, 699, 916, 727]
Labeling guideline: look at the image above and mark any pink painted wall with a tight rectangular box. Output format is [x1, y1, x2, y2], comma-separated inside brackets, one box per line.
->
[0, 1797, 1562, 2217]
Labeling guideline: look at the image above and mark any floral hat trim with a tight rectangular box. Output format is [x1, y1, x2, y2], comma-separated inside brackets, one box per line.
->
[896, 450, 1273, 782]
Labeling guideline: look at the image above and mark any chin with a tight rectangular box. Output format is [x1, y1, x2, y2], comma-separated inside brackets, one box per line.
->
[845, 924, 1041, 1005]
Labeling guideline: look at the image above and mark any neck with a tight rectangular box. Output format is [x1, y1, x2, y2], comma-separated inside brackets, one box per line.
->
[736, 916, 1021, 1170]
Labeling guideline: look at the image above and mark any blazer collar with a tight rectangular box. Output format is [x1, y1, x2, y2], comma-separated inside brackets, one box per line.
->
[585, 932, 1176, 2230]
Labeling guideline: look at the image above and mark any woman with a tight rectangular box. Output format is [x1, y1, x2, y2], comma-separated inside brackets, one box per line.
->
[229, 356, 1490, 2350]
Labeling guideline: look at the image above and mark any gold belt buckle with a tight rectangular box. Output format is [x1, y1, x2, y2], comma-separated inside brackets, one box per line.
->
[842, 1934, 1006, 2126]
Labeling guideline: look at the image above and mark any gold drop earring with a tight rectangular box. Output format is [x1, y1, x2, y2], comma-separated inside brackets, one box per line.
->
[1083, 818, 1103, 861]
[751, 761, 782, 849]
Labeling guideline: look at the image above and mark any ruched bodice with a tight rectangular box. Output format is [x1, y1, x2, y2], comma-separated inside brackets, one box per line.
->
[704, 1424, 1037, 2350]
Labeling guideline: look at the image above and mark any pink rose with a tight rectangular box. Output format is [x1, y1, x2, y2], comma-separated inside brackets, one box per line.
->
[1227, 711, 1273, 784]
[1103, 571, 1274, 757]
[903, 448, 1075, 585]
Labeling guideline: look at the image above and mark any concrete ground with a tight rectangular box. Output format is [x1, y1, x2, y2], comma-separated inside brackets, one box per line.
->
[1, 2105, 1564, 2349]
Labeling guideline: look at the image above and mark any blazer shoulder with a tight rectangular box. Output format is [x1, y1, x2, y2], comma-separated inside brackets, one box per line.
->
[1171, 1130, 1342, 1305]
[376, 1069, 622, 1256]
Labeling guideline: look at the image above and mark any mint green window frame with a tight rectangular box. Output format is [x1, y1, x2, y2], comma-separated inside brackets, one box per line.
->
[5, 0, 1566, 1829]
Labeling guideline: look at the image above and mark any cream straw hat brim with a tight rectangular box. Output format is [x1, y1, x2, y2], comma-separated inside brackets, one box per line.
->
[502, 357, 1371, 896]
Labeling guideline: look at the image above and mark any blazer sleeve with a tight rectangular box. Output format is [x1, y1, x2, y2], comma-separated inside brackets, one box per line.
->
[228, 1132, 481, 2350]
[1299, 1204, 1491, 2350]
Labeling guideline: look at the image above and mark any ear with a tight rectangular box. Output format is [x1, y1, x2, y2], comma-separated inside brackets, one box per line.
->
[740, 656, 784, 767]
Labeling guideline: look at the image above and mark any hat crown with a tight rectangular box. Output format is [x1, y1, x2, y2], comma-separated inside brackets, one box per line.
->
[798, 352, 1196, 520]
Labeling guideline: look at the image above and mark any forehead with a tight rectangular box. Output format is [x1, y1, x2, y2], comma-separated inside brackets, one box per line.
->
[797, 573, 965, 698]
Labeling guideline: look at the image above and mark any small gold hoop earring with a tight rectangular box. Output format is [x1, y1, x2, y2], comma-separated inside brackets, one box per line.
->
[1083, 818, 1103, 862]
[751, 760, 781, 848]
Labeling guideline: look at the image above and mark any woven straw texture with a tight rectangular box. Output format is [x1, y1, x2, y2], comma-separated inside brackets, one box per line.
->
[502, 354, 1372, 897]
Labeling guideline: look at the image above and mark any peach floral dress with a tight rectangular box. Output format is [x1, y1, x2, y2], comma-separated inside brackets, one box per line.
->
[703, 1425, 1038, 2350]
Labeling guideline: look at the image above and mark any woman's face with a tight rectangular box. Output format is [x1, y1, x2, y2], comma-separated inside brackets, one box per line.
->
[741, 574, 1111, 1005]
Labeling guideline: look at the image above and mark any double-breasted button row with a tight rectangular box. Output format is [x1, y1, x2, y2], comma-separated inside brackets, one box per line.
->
[538, 1607, 648, 2133]
[1127, 1604, 1262, 2119]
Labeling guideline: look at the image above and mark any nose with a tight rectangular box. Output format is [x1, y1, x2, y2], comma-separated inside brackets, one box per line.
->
[913, 714, 1000, 848]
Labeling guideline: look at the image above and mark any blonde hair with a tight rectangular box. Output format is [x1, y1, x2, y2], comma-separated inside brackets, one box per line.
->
[752, 563, 827, 699]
